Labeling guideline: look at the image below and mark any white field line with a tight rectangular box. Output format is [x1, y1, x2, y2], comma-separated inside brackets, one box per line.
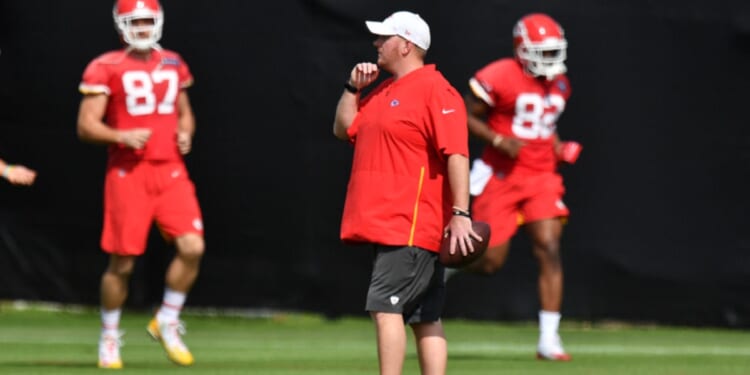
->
[450, 342, 750, 356]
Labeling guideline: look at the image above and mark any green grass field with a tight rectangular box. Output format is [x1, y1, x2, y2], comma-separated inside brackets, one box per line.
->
[1, 304, 749, 374]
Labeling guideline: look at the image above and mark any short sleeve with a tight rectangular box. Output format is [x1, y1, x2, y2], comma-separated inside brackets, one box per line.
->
[471, 65, 500, 107]
[428, 83, 469, 158]
[79, 59, 111, 95]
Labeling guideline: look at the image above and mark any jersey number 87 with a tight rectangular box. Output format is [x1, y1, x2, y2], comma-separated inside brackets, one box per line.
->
[122, 70, 178, 116]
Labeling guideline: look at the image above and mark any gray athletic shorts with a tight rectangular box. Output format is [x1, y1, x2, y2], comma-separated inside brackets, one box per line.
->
[365, 245, 446, 324]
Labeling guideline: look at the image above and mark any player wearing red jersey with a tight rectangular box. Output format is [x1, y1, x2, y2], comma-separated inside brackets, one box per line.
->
[77, 0, 203, 369]
[457, 13, 581, 361]
[334, 11, 479, 374]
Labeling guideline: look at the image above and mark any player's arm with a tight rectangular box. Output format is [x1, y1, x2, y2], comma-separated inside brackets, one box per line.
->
[176, 90, 195, 155]
[465, 91, 495, 144]
[77, 94, 152, 149]
[552, 133, 562, 151]
[333, 62, 379, 140]
[465, 80, 525, 158]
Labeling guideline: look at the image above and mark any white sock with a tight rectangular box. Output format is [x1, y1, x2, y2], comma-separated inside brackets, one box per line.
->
[101, 308, 122, 336]
[156, 288, 187, 323]
[539, 310, 561, 341]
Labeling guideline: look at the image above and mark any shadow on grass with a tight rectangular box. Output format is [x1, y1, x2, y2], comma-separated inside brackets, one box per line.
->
[0, 360, 177, 369]
[406, 352, 530, 362]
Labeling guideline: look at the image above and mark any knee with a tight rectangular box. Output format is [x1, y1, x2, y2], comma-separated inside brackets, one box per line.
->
[532, 240, 561, 264]
[468, 259, 497, 275]
[176, 234, 205, 262]
[106, 257, 136, 279]
[470, 252, 506, 275]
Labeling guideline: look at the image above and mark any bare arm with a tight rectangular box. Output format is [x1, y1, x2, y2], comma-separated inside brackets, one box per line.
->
[77, 94, 119, 145]
[445, 153, 480, 255]
[333, 89, 359, 140]
[77, 94, 152, 149]
[465, 90, 525, 158]
[552, 133, 562, 155]
[333, 63, 380, 140]
[446, 154, 471, 212]
[465, 92, 495, 144]
[176, 91, 195, 155]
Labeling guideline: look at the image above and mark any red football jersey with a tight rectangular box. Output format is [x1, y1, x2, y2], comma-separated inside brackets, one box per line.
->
[79, 49, 193, 164]
[471, 58, 571, 176]
[341, 65, 469, 252]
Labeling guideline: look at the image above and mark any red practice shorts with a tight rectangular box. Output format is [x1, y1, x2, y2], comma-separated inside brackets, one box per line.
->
[101, 160, 204, 256]
[471, 172, 568, 247]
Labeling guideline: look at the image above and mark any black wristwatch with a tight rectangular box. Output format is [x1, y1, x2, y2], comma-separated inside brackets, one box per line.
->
[452, 208, 472, 219]
[344, 82, 359, 94]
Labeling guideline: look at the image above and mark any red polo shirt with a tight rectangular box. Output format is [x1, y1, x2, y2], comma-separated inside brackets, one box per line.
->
[341, 65, 468, 252]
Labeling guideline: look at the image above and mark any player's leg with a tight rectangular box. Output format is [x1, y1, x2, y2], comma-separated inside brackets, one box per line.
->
[147, 162, 204, 366]
[98, 162, 151, 369]
[461, 241, 511, 274]
[98, 254, 136, 369]
[412, 321, 447, 375]
[526, 218, 564, 314]
[101, 255, 137, 314]
[521, 172, 571, 360]
[146, 233, 204, 366]
[526, 218, 570, 360]
[160, 232, 204, 318]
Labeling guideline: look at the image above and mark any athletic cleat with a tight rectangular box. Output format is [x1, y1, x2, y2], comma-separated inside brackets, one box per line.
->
[536, 335, 572, 361]
[147, 318, 194, 366]
[98, 331, 124, 369]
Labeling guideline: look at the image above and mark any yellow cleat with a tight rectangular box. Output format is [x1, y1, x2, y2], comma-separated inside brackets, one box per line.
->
[98, 331, 124, 369]
[147, 318, 194, 366]
[98, 360, 123, 370]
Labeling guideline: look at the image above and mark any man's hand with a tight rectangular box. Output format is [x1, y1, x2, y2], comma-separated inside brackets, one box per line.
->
[118, 128, 152, 150]
[177, 131, 192, 155]
[494, 136, 525, 159]
[444, 215, 482, 256]
[349, 62, 379, 91]
[3, 165, 36, 186]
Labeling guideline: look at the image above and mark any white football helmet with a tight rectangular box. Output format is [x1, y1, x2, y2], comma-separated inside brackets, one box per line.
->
[113, 0, 164, 51]
[513, 13, 567, 80]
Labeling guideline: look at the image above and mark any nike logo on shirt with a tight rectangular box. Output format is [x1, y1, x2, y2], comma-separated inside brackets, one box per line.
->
[442, 108, 456, 114]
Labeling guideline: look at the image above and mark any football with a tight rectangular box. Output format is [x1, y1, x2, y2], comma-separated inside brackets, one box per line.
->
[439, 221, 491, 268]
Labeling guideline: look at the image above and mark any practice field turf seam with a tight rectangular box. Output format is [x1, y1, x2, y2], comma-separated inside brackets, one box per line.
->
[450, 343, 750, 356]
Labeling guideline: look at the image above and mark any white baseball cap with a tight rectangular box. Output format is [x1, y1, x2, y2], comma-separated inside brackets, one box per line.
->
[365, 11, 431, 51]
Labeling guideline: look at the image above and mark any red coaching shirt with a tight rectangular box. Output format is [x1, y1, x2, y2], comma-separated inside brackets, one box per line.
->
[341, 65, 469, 252]
[79, 49, 193, 165]
[471, 58, 571, 176]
